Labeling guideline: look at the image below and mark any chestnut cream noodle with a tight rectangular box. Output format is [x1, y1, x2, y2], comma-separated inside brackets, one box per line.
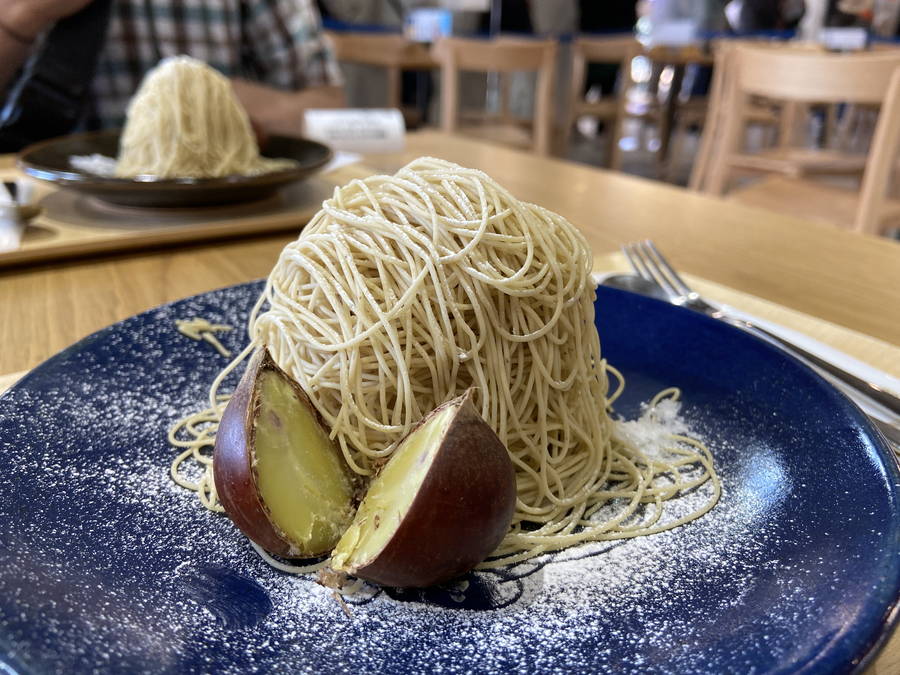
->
[170, 158, 719, 567]
[116, 56, 295, 179]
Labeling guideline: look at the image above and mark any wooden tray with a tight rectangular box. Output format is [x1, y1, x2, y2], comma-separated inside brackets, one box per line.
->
[0, 161, 350, 269]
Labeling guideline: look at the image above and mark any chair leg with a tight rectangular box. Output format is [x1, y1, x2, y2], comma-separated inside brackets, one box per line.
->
[532, 46, 556, 157]
[854, 71, 900, 234]
[664, 115, 690, 184]
[609, 112, 626, 171]
[657, 65, 685, 170]
[689, 110, 715, 191]
[706, 88, 743, 196]
[566, 48, 587, 160]
[440, 62, 459, 135]
[559, 114, 575, 158]
[387, 67, 401, 110]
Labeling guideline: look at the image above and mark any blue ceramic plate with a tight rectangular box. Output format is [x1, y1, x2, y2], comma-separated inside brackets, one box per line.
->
[1, 283, 898, 674]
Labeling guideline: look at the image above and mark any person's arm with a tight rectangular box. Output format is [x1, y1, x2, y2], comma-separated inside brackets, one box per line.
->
[240, 0, 346, 136]
[231, 80, 345, 137]
[0, 30, 32, 93]
[0, 0, 94, 91]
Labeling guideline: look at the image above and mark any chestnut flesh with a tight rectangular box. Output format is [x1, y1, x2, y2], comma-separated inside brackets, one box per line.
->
[213, 349, 356, 558]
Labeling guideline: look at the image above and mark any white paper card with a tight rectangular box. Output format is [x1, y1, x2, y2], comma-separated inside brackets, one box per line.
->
[440, 0, 490, 11]
[821, 27, 869, 51]
[304, 109, 406, 154]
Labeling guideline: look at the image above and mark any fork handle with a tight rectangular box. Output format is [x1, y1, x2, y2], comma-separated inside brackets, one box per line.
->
[720, 315, 900, 419]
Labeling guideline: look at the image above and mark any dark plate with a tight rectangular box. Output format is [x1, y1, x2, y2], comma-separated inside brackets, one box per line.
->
[17, 130, 332, 207]
[1, 284, 898, 674]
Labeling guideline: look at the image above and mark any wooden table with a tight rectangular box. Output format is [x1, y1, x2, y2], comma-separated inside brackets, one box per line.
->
[1, 130, 900, 671]
[2, 130, 897, 378]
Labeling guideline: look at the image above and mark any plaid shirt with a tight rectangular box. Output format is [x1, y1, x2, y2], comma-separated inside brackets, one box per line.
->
[92, 0, 342, 127]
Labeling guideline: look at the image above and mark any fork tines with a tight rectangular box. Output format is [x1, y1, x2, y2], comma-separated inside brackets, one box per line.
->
[621, 240, 691, 298]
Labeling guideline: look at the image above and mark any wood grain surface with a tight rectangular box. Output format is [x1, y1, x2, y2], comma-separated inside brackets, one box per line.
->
[1, 130, 900, 672]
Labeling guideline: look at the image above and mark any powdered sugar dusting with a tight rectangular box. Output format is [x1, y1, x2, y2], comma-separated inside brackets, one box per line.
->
[614, 397, 690, 458]
[0, 281, 896, 674]
[70, 153, 118, 177]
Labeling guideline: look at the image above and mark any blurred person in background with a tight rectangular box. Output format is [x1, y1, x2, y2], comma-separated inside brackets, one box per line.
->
[478, 0, 533, 33]
[580, 0, 638, 36]
[317, 0, 415, 24]
[0, 0, 343, 141]
[317, 0, 435, 116]
[828, 0, 873, 26]
[800, 0, 900, 38]
[726, 0, 806, 32]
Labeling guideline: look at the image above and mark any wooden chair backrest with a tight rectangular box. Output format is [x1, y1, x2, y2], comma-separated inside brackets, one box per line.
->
[569, 35, 639, 106]
[572, 35, 639, 65]
[703, 45, 900, 234]
[733, 47, 900, 103]
[566, 36, 638, 167]
[431, 37, 558, 155]
[324, 31, 433, 69]
[431, 36, 557, 72]
[690, 40, 826, 191]
[324, 30, 434, 110]
[645, 43, 713, 66]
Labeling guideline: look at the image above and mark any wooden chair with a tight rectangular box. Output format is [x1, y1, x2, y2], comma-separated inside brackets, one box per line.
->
[613, 43, 716, 178]
[689, 41, 782, 191]
[701, 47, 900, 235]
[431, 37, 558, 156]
[642, 44, 716, 181]
[564, 35, 639, 169]
[688, 41, 858, 192]
[564, 40, 715, 175]
[324, 30, 435, 120]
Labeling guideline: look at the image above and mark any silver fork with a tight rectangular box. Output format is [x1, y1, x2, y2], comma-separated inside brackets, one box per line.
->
[621, 240, 900, 442]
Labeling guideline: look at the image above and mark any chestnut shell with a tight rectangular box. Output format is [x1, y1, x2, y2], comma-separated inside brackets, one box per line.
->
[346, 390, 517, 588]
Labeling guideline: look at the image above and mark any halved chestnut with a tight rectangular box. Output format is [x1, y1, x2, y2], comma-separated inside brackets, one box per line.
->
[330, 389, 516, 588]
[213, 349, 356, 558]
